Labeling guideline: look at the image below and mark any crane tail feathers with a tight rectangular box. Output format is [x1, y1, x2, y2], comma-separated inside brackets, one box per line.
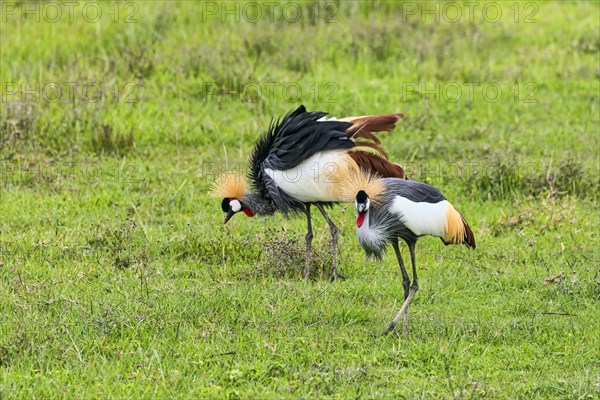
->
[342, 113, 404, 135]
[445, 204, 476, 249]
[352, 141, 389, 158]
[348, 151, 406, 179]
[462, 217, 476, 248]
[343, 113, 404, 157]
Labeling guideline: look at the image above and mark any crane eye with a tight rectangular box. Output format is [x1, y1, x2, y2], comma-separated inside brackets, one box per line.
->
[221, 198, 230, 212]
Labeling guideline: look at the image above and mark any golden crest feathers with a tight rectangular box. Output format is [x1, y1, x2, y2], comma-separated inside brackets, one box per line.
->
[210, 172, 247, 199]
[339, 166, 386, 203]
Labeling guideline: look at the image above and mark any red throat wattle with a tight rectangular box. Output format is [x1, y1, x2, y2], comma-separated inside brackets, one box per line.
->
[243, 208, 254, 217]
[356, 213, 365, 227]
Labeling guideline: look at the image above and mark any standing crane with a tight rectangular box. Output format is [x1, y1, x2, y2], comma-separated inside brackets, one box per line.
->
[212, 105, 406, 281]
[341, 169, 476, 335]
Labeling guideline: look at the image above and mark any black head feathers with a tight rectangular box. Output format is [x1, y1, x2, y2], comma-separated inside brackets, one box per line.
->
[356, 190, 369, 203]
[221, 198, 230, 212]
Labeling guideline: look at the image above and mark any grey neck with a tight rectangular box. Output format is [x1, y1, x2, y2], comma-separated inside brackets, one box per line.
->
[244, 192, 277, 216]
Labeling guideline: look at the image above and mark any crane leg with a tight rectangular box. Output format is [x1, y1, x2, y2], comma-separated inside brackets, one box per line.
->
[384, 240, 419, 335]
[315, 203, 342, 282]
[392, 240, 411, 335]
[304, 204, 313, 281]
[408, 241, 419, 292]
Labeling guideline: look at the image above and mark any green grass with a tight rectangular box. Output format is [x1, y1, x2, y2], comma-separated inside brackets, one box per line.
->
[1, 1, 599, 398]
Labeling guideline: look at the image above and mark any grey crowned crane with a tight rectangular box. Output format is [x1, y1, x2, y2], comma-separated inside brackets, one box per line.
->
[340, 170, 476, 335]
[212, 105, 406, 281]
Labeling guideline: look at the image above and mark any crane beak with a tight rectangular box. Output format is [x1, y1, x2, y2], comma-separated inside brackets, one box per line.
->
[224, 209, 235, 224]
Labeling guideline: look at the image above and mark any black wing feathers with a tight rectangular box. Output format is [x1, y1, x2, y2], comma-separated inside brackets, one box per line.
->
[382, 178, 446, 204]
[249, 105, 354, 213]
[264, 108, 353, 171]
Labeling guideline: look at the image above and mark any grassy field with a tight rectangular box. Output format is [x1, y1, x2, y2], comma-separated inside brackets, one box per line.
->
[1, 1, 599, 398]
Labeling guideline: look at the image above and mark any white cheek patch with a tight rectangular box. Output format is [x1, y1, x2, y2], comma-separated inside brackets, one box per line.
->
[230, 199, 242, 212]
[355, 198, 371, 213]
